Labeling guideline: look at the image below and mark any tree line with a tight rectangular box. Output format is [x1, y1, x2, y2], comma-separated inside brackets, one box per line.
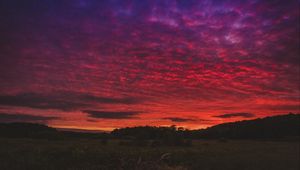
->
[0, 113, 299, 141]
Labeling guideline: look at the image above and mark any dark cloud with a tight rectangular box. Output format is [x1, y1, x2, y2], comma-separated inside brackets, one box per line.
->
[213, 113, 255, 118]
[163, 117, 196, 122]
[0, 93, 87, 111]
[83, 110, 141, 119]
[0, 112, 58, 123]
[0, 93, 141, 111]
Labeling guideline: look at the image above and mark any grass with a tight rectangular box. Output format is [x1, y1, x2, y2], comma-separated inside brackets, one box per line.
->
[0, 138, 299, 170]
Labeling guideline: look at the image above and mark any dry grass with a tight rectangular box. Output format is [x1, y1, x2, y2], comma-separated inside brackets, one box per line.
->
[0, 138, 299, 170]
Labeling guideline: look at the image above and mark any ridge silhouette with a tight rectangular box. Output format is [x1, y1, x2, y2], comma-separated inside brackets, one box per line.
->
[0, 113, 299, 140]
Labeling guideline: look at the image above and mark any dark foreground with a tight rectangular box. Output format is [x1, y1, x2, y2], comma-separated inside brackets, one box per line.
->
[0, 138, 299, 170]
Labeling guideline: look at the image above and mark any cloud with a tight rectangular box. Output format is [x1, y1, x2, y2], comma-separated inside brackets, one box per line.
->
[83, 110, 141, 119]
[163, 117, 196, 122]
[0, 112, 58, 123]
[82, 94, 141, 104]
[0, 93, 141, 111]
[213, 112, 255, 118]
[0, 0, 298, 128]
[266, 105, 300, 111]
[0, 93, 87, 111]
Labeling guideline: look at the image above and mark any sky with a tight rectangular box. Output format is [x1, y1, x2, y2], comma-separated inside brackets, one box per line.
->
[0, 0, 299, 131]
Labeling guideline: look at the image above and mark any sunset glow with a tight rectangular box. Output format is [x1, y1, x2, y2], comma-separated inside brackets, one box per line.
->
[0, 0, 299, 130]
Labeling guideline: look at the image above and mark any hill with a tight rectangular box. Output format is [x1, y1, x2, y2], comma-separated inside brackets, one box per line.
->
[0, 122, 108, 139]
[195, 113, 300, 139]
[0, 114, 299, 140]
[111, 113, 300, 140]
[0, 122, 58, 139]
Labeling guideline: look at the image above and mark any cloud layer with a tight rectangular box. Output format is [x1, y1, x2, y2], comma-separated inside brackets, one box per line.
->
[213, 113, 256, 118]
[0, 0, 299, 129]
[0, 112, 58, 123]
[0, 92, 140, 111]
[83, 110, 141, 119]
[163, 117, 196, 122]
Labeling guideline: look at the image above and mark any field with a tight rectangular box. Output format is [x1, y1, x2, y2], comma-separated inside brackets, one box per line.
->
[0, 138, 299, 170]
